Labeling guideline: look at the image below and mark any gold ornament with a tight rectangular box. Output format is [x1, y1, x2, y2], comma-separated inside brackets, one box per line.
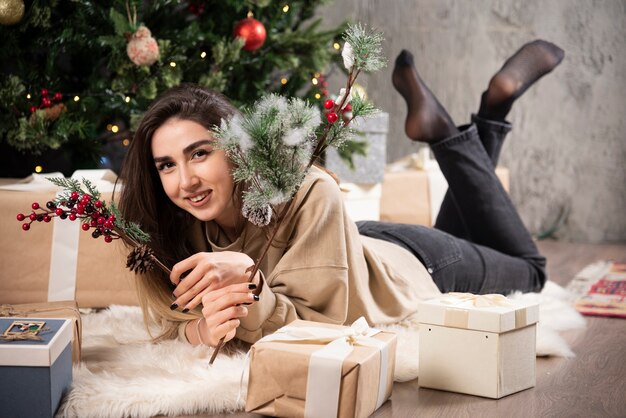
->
[0, 0, 25, 26]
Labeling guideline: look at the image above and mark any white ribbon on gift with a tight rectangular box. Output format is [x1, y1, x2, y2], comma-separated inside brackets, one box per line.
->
[1, 170, 118, 301]
[441, 292, 513, 308]
[247, 317, 390, 418]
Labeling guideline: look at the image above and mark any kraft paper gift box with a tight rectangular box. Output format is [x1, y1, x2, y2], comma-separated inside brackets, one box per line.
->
[417, 293, 539, 399]
[0, 170, 139, 308]
[0, 301, 82, 364]
[246, 318, 397, 418]
[0, 317, 73, 418]
[380, 151, 509, 226]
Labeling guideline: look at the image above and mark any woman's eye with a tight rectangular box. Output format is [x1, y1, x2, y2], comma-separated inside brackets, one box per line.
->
[192, 149, 211, 159]
[157, 162, 174, 171]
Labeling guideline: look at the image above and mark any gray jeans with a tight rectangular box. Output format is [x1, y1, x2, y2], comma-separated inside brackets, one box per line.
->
[357, 115, 546, 294]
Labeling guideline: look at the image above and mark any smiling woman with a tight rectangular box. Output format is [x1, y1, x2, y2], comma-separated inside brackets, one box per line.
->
[119, 38, 559, 352]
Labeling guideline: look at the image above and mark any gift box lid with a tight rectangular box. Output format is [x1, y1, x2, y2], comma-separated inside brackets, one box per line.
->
[0, 318, 72, 367]
[418, 293, 539, 333]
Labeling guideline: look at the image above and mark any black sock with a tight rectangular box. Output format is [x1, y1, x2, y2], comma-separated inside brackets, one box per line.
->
[392, 50, 459, 143]
[478, 40, 564, 121]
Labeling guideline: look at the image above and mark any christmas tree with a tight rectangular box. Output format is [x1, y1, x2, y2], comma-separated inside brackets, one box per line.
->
[0, 0, 345, 177]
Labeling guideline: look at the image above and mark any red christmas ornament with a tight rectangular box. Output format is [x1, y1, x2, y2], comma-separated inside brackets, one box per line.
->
[233, 17, 266, 52]
[326, 112, 338, 123]
[323, 99, 334, 110]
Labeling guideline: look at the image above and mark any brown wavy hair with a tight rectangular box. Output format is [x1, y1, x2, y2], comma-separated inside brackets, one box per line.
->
[118, 84, 239, 340]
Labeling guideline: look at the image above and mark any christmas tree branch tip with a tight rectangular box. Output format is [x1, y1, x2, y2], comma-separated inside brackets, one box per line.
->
[342, 24, 387, 73]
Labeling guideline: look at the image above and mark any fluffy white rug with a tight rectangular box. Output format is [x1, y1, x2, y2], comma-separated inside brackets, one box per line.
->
[57, 281, 585, 418]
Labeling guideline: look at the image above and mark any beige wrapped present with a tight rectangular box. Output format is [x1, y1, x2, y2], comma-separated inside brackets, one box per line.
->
[380, 152, 509, 226]
[246, 318, 397, 418]
[0, 171, 138, 308]
[418, 293, 539, 398]
[0, 300, 82, 364]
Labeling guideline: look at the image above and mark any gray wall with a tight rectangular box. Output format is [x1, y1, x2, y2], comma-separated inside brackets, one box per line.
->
[318, 0, 626, 243]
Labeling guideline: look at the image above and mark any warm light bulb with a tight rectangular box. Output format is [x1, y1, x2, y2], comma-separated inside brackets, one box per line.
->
[314, 93, 321, 99]
[283, 5, 289, 12]
[26, 94, 31, 99]
[333, 43, 341, 50]
[125, 96, 131, 103]
[111, 125, 119, 133]
[311, 78, 318, 85]
[35, 165, 43, 173]
[170, 62, 177, 67]
[74, 96, 80, 102]
[200, 51, 207, 59]
[106, 124, 113, 131]
[281, 78, 288, 85]
[122, 139, 130, 146]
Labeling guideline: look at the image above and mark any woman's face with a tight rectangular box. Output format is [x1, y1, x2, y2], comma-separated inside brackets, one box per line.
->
[151, 118, 237, 228]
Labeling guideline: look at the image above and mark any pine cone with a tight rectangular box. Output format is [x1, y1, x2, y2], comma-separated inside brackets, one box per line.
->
[242, 203, 273, 227]
[126, 244, 155, 274]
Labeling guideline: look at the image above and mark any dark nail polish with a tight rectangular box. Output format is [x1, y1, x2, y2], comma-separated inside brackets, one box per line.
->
[253, 295, 260, 301]
[248, 283, 257, 290]
[170, 303, 178, 310]
[182, 308, 189, 313]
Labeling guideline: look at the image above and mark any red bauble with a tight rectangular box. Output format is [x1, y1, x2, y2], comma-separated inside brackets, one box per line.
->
[233, 17, 266, 52]
[326, 112, 338, 123]
[323, 99, 334, 110]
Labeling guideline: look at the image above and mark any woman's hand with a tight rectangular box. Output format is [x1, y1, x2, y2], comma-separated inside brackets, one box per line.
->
[171, 251, 260, 312]
[196, 282, 259, 346]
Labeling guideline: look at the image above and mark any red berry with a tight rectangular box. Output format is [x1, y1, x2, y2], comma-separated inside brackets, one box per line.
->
[343, 103, 352, 112]
[109, 214, 116, 222]
[82, 195, 91, 202]
[323, 99, 334, 110]
[70, 191, 79, 200]
[326, 112, 338, 123]
[32, 202, 40, 210]
[22, 223, 30, 231]
[77, 206, 84, 215]
[43, 215, 51, 223]
[53, 92, 63, 101]
[41, 97, 51, 108]
[69, 213, 77, 221]
[29, 213, 37, 221]
[90, 219, 97, 227]
[81, 223, 90, 231]
[104, 235, 113, 243]
[17, 213, 25, 221]
[104, 219, 113, 229]
[97, 217, 105, 225]
[40, 88, 49, 97]
[29, 106, 37, 113]
[91, 212, 99, 220]
[55, 208, 64, 216]
[94, 200, 103, 208]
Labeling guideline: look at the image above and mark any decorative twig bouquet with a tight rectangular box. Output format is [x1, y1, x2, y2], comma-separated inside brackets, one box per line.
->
[16, 177, 170, 276]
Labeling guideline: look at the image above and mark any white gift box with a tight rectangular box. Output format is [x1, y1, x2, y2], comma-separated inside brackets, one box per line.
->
[340, 182, 381, 221]
[0, 317, 73, 417]
[418, 293, 539, 399]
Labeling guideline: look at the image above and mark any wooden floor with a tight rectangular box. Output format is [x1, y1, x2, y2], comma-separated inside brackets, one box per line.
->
[184, 240, 626, 418]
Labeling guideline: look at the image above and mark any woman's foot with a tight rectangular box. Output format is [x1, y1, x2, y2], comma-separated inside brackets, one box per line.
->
[478, 40, 564, 121]
[392, 50, 459, 143]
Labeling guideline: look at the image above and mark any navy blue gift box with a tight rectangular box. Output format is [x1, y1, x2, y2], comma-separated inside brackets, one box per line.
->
[0, 318, 73, 418]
